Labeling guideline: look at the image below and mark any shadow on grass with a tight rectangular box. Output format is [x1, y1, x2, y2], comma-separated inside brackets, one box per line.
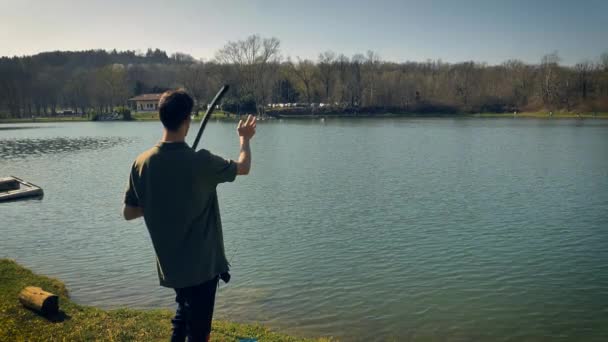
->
[47, 310, 71, 323]
[23, 307, 71, 323]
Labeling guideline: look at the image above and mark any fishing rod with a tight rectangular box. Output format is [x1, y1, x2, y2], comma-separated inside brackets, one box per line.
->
[191, 84, 230, 150]
[190, 84, 233, 285]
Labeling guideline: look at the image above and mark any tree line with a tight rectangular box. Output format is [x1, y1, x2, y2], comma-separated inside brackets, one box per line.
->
[1, 35, 607, 118]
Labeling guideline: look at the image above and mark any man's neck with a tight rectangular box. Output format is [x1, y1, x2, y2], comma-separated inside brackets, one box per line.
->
[161, 130, 186, 143]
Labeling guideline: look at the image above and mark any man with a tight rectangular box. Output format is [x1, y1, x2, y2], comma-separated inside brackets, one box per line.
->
[122, 89, 256, 342]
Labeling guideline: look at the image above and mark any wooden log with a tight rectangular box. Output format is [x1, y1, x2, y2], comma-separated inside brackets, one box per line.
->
[18, 286, 59, 316]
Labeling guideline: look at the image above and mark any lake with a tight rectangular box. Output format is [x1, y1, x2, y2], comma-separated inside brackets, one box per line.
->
[1, 118, 607, 341]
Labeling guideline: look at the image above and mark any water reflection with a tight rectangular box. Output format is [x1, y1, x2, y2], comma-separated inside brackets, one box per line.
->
[0, 126, 47, 131]
[0, 137, 130, 159]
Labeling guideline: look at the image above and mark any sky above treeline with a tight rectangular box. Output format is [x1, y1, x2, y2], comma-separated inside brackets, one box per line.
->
[1, 0, 606, 65]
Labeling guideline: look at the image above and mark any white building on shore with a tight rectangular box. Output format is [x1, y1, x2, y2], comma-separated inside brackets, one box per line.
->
[128, 94, 163, 112]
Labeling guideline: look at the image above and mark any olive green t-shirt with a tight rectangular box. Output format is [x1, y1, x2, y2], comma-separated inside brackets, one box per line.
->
[124, 141, 237, 288]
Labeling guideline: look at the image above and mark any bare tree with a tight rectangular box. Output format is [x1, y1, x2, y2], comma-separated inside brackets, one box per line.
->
[574, 61, 594, 100]
[540, 51, 561, 108]
[503, 60, 534, 109]
[216, 34, 281, 114]
[452, 62, 477, 108]
[63, 69, 92, 115]
[178, 62, 211, 115]
[601, 52, 608, 71]
[318, 51, 336, 103]
[363, 50, 381, 106]
[91, 64, 128, 112]
[288, 58, 317, 104]
[349, 54, 365, 107]
[600, 52, 608, 99]
[335, 54, 350, 105]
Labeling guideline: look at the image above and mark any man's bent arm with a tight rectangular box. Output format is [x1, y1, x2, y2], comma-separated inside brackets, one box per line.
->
[236, 137, 251, 175]
[235, 115, 256, 175]
[123, 205, 144, 220]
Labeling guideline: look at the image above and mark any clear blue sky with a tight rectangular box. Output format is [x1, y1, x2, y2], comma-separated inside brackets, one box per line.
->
[1, 0, 606, 65]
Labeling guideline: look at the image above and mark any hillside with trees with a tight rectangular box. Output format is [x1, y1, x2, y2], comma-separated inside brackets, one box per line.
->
[1, 35, 607, 119]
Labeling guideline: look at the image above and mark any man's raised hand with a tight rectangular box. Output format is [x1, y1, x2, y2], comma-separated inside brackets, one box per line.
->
[237, 115, 257, 140]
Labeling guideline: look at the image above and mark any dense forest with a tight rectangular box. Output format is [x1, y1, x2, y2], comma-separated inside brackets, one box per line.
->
[1, 35, 607, 118]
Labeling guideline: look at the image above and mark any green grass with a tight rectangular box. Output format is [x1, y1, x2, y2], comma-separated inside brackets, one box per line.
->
[133, 111, 238, 122]
[3, 111, 607, 124]
[0, 259, 331, 342]
[131, 112, 159, 121]
[472, 111, 608, 118]
[0, 116, 90, 123]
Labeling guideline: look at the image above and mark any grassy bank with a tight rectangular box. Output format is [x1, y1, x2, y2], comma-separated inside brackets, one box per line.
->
[2, 111, 607, 124]
[471, 112, 608, 119]
[0, 116, 90, 123]
[133, 111, 237, 121]
[0, 259, 329, 342]
[135, 111, 608, 121]
[0, 112, 236, 123]
[277, 111, 608, 119]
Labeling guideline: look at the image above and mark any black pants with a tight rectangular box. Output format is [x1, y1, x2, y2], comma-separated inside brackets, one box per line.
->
[171, 277, 219, 342]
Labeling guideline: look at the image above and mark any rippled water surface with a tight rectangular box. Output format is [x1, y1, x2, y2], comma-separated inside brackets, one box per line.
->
[1, 119, 607, 341]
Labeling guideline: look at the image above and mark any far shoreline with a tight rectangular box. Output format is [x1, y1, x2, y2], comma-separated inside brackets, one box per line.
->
[1, 111, 607, 124]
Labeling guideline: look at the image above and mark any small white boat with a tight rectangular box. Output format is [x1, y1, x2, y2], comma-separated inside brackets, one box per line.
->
[0, 176, 43, 202]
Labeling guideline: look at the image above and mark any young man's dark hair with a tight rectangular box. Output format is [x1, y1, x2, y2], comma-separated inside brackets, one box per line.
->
[122, 90, 257, 341]
[159, 89, 194, 131]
